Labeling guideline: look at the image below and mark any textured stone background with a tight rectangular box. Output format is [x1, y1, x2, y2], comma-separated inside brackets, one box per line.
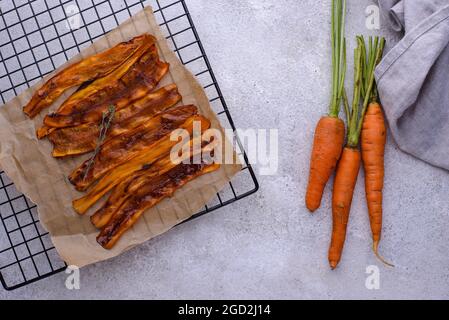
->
[1, 0, 449, 299]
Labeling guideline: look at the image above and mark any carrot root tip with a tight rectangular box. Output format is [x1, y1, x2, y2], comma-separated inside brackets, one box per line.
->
[329, 260, 338, 270]
[373, 241, 394, 268]
[307, 207, 317, 214]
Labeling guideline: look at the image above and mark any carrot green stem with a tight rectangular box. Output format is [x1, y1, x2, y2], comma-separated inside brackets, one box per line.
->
[329, 0, 347, 118]
[358, 36, 367, 98]
[338, 38, 347, 102]
[346, 36, 385, 148]
[356, 37, 385, 137]
[347, 44, 363, 148]
[370, 38, 384, 102]
[342, 89, 350, 125]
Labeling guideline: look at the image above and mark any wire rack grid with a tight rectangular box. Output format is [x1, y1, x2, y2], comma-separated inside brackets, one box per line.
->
[0, 0, 258, 291]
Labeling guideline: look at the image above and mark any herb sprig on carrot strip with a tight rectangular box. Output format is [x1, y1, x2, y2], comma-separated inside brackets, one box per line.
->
[305, 0, 347, 212]
[328, 36, 385, 269]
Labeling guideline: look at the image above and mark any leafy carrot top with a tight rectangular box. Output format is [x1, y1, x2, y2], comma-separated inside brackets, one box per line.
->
[343, 36, 385, 148]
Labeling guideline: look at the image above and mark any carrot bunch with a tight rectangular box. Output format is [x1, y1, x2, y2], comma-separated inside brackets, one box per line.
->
[305, 0, 347, 212]
[306, 1, 393, 269]
[328, 36, 391, 269]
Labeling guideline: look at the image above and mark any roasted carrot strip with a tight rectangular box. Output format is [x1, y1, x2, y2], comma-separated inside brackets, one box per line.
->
[41, 44, 168, 130]
[72, 132, 212, 215]
[97, 162, 220, 249]
[69, 113, 210, 191]
[109, 84, 181, 136]
[91, 172, 151, 228]
[89, 140, 217, 227]
[72, 150, 175, 215]
[23, 34, 155, 118]
[46, 38, 155, 117]
[49, 122, 99, 158]
[48, 85, 182, 157]
[36, 40, 155, 139]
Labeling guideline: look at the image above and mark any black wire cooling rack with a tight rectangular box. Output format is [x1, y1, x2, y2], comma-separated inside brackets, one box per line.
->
[0, 0, 258, 291]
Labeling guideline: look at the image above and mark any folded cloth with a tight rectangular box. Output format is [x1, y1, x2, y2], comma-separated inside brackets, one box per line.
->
[379, 0, 448, 32]
[376, 0, 449, 170]
[378, 0, 403, 32]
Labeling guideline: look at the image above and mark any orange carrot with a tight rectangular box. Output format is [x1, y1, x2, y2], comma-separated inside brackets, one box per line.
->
[361, 102, 394, 267]
[329, 147, 361, 269]
[328, 36, 385, 269]
[305, 0, 347, 212]
[306, 117, 345, 211]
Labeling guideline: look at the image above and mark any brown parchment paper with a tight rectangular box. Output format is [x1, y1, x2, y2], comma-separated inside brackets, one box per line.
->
[0, 6, 241, 267]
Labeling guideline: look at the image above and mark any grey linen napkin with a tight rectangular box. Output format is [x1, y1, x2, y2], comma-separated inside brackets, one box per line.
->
[376, 0, 449, 170]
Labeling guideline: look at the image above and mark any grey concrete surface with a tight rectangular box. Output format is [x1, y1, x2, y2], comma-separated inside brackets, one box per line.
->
[1, 0, 449, 299]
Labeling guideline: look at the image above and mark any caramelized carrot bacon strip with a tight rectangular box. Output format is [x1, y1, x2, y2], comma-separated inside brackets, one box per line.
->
[49, 122, 99, 158]
[90, 140, 217, 228]
[91, 172, 150, 228]
[109, 84, 181, 137]
[23, 34, 155, 118]
[97, 162, 220, 249]
[69, 105, 199, 190]
[36, 38, 156, 139]
[48, 85, 182, 158]
[69, 111, 210, 192]
[74, 135, 217, 219]
[41, 43, 169, 130]
[46, 36, 155, 117]
[72, 128, 201, 214]
[72, 147, 177, 215]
